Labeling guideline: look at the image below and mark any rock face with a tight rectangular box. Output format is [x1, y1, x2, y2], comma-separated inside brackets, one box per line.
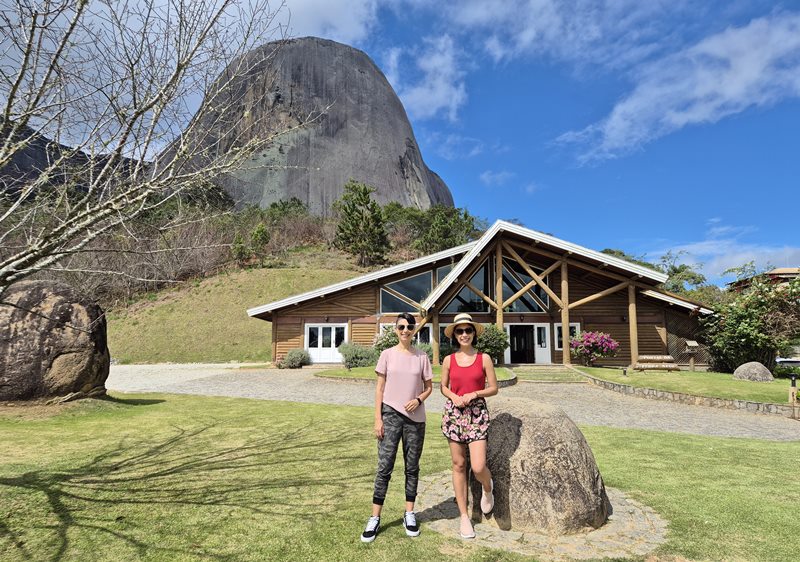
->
[733, 361, 774, 382]
[192, 37, 454, 214]
[471, 396, 611, 535]
[0, 281, 110, 400]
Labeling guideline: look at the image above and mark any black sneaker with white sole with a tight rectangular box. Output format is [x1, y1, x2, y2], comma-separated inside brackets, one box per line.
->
[360, 516, 380, 543]
[403, 511, 420, 537]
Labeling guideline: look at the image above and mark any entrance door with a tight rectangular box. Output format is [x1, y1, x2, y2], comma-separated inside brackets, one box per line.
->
[504, 323, 552, 364]
[305, 324, 347, 363]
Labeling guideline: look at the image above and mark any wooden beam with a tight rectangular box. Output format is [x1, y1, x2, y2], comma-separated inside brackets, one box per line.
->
[495, 243, 504, 328]
[628, 284, 639, 366]
[503, 241, 563, 308]
[568, 280, 629, 310]
[432, 313, 440, 365]
[271, 320, 277, 364]
[435, 257, 489, 312]
[381, 284, 422, 310]
[561, 260, 571, 365]
[502, 266, 549, 311]
[464, 279, 498, 310]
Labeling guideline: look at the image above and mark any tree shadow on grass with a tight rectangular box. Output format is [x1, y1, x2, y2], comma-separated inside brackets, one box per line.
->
[0, 422, 371, 561]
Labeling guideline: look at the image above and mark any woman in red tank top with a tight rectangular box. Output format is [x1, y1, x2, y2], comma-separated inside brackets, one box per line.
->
[440, 313, 499, 539]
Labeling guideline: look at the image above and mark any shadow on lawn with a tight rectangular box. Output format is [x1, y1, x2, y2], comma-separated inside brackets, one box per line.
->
[0, 422, 370, 561]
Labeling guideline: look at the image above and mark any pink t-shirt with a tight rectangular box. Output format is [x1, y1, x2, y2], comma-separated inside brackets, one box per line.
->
[376, 346, 433, 423]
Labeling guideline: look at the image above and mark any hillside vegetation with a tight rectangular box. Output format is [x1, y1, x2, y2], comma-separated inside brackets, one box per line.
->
[107, 248, 361, 363]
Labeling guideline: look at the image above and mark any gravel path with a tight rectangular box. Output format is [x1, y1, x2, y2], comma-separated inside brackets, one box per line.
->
[107, 364, 800, 441]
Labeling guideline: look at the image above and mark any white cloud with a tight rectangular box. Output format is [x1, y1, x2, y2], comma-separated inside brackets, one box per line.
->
[647, 219, 800, 282]
[282, 0, 380, 44]
[479, 169, 515, 186]
[427, 133, 485, 160]
[394, 35, 467, 122]
[558, 12, 800, 162]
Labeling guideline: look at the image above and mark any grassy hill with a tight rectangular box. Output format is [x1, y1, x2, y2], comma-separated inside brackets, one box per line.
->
[107, 248, 363, 363]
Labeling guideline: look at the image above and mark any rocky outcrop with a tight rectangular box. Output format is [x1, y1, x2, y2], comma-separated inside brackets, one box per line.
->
[188, 37, 453, 214]
[0, 281, 110, 400]
[471, 396, 610, 535]
[733, 361, 774, 382]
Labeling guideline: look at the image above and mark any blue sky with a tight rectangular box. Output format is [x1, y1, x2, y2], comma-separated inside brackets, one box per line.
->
[279, 0, 800, 285]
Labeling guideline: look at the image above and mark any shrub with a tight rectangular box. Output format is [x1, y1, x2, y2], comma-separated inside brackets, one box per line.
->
[416, 343, 434, 363]
[374, 325, 399, 353]
[339, 343, 379, 370]
[570, 331, 619, 366]
[278, 348, 311, 369]
[774, 364, 800, 378]
[475, 324, 510, 364]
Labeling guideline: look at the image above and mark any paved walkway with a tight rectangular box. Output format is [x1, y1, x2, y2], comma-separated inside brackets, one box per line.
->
[107, 364, 800, 441]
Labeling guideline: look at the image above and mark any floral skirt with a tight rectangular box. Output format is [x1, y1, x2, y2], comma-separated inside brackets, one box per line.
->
[441, 397, 490, 444]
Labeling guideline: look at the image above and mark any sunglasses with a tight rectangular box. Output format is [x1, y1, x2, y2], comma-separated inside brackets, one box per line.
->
[396, 324, 416, 332]
[454, 327, 474, 335]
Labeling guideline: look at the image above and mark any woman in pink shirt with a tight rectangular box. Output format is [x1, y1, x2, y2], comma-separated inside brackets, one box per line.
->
[360, 313, 434, 543]
[440, 312, 498, 539]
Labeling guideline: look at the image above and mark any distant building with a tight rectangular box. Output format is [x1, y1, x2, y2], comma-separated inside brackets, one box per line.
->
[248, 221, 713, 368]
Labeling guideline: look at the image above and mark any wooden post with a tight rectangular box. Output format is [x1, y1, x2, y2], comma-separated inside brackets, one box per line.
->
[432, 313, 440, 366]
[495, 243, 504, 328]
[347, 318, 353, 343]
[561, 260, 570, 365]
[628, 284, 639, 367]
[271, 320, 278, 364]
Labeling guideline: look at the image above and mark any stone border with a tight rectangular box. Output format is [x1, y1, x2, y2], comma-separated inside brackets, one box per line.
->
[580, 371, 800, 419]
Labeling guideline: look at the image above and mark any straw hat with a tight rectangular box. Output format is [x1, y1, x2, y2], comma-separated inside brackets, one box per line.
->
[444, 312, 485, 339]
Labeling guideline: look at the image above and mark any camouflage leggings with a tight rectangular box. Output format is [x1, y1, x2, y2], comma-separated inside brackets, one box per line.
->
[372, 404, 426, 505]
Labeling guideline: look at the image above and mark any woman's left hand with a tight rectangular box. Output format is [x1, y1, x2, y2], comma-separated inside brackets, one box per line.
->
[404, 399, 419, 412]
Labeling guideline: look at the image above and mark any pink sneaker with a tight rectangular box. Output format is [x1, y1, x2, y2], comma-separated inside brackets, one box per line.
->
[480, 479, 494, 515]
[459, 515, 475, 539]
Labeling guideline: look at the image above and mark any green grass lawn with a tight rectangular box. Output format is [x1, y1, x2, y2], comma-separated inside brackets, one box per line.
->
[107, 266, 357, 364]
[1, 394, 798, 561]
[579, 366, 794, 404]
[513, 367, 587, 383]
[316, 365, 514, 383]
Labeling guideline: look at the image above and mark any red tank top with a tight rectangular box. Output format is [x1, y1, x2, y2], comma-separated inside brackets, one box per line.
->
[448, 353, 485, 396]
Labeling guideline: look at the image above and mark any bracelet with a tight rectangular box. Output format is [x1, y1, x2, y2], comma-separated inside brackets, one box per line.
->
[416, 397, 423, 405]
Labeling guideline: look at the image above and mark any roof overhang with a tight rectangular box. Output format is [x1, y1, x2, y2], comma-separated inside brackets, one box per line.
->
[420, 220, 668, 312]
[641, 289, 714, 314]
[247, 242, 476, 320]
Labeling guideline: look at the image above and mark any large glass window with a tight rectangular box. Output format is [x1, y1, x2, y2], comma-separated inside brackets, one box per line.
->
[436, 264, 453, 284]
[503, 258, 549, 307]
[555, 323, 581, 350]
[501, 264, 544, 312]
[381, 271, 432, 313]
[443, 261, 492, 313]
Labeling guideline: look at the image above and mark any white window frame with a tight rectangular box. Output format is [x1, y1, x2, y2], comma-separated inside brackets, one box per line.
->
[305, 323, 348, 363]
[554, 322, 581, 351]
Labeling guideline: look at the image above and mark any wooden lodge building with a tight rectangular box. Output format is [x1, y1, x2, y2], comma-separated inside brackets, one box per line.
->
[248, 221, 713, 368]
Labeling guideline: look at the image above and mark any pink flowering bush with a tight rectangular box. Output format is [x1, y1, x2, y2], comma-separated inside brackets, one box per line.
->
[570, 331, 619, 366]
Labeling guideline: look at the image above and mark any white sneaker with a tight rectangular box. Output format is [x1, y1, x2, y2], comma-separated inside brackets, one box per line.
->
[360, 516, 380, 543]
[459, 515, 475, 539]
[403, 511, 420, 537]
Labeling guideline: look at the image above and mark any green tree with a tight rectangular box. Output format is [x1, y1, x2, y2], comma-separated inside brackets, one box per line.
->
[658, 251, 707, 294]
[414, 205, 477, 254]
[333, 180, 390, 267]
[475, 324, 510, 364]
[701, 274, 800, 371]
[250, 223, 271, 266]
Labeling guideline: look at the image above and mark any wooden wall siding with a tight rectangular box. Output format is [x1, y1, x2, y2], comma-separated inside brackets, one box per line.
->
[284, 287, 377, 317]
[275, 322, 303, 360]
[352, 323, 378, 346]
[549, 271, 661, 318]
[665, 310, 711, 364]
[553, 322, 664, 364]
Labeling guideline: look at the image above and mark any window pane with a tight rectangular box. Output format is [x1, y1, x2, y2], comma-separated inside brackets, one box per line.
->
[443, 262, 491, 313]
[436, 264, 453, 283]
[322, 327, 332, 348]
[308, 327, 318, 348]
[537, 327, 547, 347]
[335, 327, 345, 347]
[386, 272, 432, 303]
[380, 290, 417, 313]
[501, 265, 543, 312]
[503, 258, 549, 306]
[557, 326, 564, 349]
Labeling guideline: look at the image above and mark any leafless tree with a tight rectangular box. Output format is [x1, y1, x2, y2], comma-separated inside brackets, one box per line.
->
[0, 0, 310, 298]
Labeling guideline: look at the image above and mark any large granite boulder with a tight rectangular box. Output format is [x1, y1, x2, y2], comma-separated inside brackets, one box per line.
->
[733, 361, 774, 382]
[0, 281, 110, 400]
[471, 396, 610, 535]
[181, 37, 454, 214]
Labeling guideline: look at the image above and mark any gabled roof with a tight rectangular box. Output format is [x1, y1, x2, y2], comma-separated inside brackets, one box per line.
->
[420, 220, 668, 312]
[247, 242, 476, 319]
